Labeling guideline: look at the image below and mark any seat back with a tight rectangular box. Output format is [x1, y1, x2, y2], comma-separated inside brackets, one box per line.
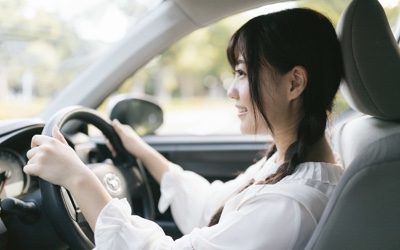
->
[306, 0, 400, 249]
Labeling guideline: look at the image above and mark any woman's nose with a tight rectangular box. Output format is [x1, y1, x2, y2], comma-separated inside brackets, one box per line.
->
[227, 80, 238, 99]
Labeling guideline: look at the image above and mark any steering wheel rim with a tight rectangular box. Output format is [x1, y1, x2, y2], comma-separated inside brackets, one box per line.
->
[39, 105, 154, 250]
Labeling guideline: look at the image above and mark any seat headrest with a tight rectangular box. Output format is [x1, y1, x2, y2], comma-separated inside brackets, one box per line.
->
[337, 0, 400, 121]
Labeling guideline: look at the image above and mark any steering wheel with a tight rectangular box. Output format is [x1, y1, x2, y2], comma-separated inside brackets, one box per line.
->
[39, 106, 155, 250]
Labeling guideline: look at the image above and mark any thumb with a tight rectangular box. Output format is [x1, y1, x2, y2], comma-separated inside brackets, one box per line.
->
[52, 126, 68, 145]
[112, 119, 121, 128]
[112, 119, 124, 135]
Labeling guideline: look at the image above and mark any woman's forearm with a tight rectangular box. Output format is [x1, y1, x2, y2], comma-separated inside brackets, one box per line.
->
[67, 167, 112, 231]
[135, 141, 170, 184]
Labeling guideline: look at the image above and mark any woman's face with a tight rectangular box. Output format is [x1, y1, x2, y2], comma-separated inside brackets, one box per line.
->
[227, 55, 266, 135]
[227, 55, 291, 135]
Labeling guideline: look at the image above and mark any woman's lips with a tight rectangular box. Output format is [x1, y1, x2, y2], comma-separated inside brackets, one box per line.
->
[236, 105, 248, 118]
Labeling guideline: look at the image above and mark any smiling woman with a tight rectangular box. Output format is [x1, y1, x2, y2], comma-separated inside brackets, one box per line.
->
[0, 0, 397, 128]
[103, 1, 355, 136]
[0, 0, 399, 249]
[24, 6, 345, 249]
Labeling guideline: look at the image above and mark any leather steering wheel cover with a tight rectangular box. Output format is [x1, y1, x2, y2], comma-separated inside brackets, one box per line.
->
[39, 106, 137, 250]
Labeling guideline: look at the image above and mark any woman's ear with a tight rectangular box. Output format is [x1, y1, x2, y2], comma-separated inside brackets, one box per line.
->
[288, 66, 307, 101]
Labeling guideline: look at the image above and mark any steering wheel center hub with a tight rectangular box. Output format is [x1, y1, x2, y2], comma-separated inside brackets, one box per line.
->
[103, 173, 122, 194]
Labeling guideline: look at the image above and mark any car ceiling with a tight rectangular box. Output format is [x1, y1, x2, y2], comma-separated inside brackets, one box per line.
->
[172, 0, 284, 26]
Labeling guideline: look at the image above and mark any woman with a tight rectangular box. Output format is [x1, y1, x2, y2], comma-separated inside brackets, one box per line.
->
[24, 8, 344, 249]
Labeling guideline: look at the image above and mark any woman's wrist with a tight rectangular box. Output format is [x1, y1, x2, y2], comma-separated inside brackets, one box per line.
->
[64, 163, 95, 192]
[66, 165, 112, 230]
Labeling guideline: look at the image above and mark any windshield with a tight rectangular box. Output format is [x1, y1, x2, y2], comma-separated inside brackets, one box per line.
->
[0, 0, 162, 119]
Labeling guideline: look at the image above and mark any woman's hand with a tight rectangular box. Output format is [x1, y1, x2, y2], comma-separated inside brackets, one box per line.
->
[24, 126, 91, 190]
[24, 126, 112, 230]
[112, 119, 150, 159]
[112, 119, 169, 183]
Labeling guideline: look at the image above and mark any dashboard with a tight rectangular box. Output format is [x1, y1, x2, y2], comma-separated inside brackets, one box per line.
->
[0, 119, 44, 200]
[0, 148, 30, 199]
[0, 118, 112, 249]
[0, 119, 110, 201]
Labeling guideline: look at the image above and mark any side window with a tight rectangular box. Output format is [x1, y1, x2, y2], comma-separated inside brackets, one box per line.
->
[101, 0, 399, 135]
[104, 14, 247, 135]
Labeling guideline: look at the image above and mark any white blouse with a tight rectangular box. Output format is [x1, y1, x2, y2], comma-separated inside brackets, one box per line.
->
[94, 155, 343, 250]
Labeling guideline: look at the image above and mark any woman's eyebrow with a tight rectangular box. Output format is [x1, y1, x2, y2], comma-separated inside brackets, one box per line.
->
[236, 59, 245, 65]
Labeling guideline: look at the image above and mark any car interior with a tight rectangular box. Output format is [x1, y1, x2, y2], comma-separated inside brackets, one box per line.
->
[306, 0, 400, 248]
[0, 0, 399, 249]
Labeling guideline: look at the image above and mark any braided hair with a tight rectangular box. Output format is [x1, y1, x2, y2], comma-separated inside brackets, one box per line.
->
[209, 8, 342, 226]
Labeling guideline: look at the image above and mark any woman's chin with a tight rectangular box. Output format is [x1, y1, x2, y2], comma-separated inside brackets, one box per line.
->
[239, 124, 255, 135]
[240, 124, 270, 135]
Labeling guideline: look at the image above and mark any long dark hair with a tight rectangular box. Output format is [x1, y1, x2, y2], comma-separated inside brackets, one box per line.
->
[209, 8, 342, 226]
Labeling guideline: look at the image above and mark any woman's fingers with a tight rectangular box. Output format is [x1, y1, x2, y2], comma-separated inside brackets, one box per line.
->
[112, 119, 119, 129]
[25, 146, 43, 176]
[112, 118, 120, 126]
[113, 119, 132, 135]
[28, 127, 67, 163]
[112, 119, 124, 135]
[112, 119, 148, 159]
[26, 146, 38, 161]
[104, 137, 117, 157]
[25, 130, 66, 177]
[25, 138, 51, 176]
[30, 126, 67, 150]
[30, 134, 51, 148]
[52, 126, 68, 145]
[23, 160, 40, 176]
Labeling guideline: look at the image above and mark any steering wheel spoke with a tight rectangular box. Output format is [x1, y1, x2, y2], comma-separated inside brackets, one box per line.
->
[39, 106, 155, 250]
[60, 187, 87, 224]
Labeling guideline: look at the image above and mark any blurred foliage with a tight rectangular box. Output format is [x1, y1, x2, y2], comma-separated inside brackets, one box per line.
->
[113, 13, 250, 107]
[0, 0, 399, 121]
[0, 1, 88, 98]
[112, 0, 399, 121]
[0, 0, 159, 118]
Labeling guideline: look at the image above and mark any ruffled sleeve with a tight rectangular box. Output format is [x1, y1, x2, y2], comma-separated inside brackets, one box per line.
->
[94, 198, 174, 250]
[158, 160, 264, 234]
[93, 160, 343, 250]
[94, 189, 318, 250]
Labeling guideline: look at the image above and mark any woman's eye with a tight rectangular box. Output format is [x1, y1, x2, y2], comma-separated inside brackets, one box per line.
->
[235, 70, 246, 77]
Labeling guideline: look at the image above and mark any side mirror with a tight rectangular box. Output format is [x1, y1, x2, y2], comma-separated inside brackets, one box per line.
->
[108, 94, 163, 135]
